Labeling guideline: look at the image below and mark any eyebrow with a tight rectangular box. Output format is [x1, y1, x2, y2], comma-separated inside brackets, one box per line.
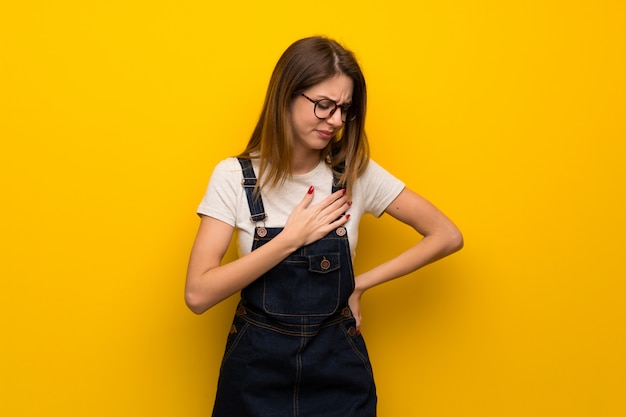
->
[316, 95, 353, 105]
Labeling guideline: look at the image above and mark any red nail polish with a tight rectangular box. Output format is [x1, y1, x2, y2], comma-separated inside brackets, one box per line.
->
[347, 201, 352, 206]
[346, 214, 351, 220]
[356, 329, 361, 336]
[342, 189, 347, 195]
[308, 186, 314, 194]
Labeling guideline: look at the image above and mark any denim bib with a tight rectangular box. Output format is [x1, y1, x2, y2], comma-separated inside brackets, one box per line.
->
[211, 158, 377, 417]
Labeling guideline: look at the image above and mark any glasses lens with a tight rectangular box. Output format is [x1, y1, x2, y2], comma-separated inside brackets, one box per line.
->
[312, 98, 356, 122]
[314, 99, 335, 119]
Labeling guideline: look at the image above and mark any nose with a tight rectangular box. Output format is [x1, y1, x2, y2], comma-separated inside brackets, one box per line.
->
[325, 108, 344, 127]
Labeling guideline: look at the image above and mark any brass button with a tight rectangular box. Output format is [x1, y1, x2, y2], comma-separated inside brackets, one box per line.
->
[342, 307, 351, 317]
[320, 256, 331, 270]
[347, 327, 356, 336]
[335, 226, 346, 236]
[256, 227, 267, 237]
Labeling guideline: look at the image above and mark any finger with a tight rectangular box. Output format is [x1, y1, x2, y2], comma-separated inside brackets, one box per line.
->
[329, 188, 348, 202]
[316, 193, 349, 217]
[296, 185, 315, 210]
[316, 188, 347, 208]
[331, 213, 351, 226]
[326, 201, 352, 224]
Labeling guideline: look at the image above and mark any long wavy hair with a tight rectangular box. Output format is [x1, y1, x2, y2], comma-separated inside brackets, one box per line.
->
[238, 36, 369, 193]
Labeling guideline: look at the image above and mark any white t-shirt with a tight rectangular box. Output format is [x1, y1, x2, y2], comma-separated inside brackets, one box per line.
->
[197, 157, 405, 258]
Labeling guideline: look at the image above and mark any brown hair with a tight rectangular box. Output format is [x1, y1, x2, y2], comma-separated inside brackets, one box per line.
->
[238, 36, 369, 192]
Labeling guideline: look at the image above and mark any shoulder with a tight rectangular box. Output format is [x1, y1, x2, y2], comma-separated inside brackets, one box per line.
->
[361, 159, 385, 175]
[359, 159, 403, 185]
[354, 159, 406, 216]
[200, 157, 246, 202]
[197, 157, 245, 220]
[213, 157, 243, 175]
[208, 157, 244, 184]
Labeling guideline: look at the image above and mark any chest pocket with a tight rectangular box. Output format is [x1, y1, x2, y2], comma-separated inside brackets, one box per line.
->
[262, 252, 342, 317]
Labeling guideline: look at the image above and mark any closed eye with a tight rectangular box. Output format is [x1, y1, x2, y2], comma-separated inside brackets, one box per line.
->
[316, 100, 334, 110]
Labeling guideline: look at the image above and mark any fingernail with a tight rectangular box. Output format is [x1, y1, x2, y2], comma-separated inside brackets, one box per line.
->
[356, 329, 361, 336]
[308, 186, 314, 194]
[346, 214, 351, 220]
[347, 201, 352, 206]
[342, 189, 347, 195]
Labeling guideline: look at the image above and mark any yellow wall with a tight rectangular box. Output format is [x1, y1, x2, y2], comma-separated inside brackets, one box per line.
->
[2, 1, 624, 416]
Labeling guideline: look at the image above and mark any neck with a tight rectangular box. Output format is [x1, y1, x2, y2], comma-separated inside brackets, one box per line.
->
[292, 150, 323, 175]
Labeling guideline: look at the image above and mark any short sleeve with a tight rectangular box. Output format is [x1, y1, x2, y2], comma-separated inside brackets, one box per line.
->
[357, 160, 405, 217]
[196, 158, 242, 226]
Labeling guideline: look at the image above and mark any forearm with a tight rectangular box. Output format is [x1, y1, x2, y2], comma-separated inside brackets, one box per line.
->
[354, 230, 463, 295]
[185, 232, 300, 314]
[185, 188, 351, 314]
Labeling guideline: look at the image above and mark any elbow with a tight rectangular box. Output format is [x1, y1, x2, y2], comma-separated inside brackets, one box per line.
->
[432, 222, 463, 256]
[447, 227, 464, 254]
[185, 290, 212, 315]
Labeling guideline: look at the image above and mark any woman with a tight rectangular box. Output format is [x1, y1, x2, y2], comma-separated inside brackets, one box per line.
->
[185, 36, 463, 417]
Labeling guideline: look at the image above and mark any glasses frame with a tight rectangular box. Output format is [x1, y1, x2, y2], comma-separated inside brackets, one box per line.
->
[300, 94, 356, 123]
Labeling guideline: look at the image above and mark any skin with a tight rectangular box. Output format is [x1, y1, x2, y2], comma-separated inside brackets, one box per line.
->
[185, 75, 464, 332]
[289, 75, 353, 174]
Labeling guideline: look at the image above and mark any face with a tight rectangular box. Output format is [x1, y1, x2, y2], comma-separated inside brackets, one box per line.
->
[289, 74, 354, 158]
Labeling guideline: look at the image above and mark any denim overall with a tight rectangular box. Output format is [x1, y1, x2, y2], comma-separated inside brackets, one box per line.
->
[211, 158, 377, 417]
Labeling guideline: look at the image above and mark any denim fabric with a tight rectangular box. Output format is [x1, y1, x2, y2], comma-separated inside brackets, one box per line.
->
[212, 161, 377, 417]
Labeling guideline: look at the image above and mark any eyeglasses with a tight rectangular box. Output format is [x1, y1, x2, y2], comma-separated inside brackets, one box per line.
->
[301, 94, 356, 123]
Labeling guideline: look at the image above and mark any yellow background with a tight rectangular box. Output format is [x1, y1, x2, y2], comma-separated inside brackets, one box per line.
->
[2, 1, 625, 416]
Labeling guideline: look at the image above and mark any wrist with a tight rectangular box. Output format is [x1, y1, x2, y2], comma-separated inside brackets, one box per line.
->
[273, 229, 304, 254]
[352, 277, 367, 295]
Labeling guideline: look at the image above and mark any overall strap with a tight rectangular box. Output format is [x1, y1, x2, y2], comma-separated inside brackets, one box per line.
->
[331, 162, 345, 193]
[237, 158, 267, 223]
[238, 157, 343, 222]
[331, 162, 348, 232]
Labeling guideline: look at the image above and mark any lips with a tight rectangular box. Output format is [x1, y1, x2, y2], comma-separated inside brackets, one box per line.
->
[316, 130, 334, 139]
